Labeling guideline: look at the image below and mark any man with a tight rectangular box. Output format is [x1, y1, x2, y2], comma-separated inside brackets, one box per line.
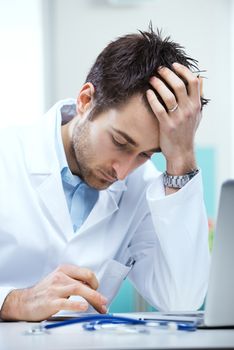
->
[0, 28, 210, 321]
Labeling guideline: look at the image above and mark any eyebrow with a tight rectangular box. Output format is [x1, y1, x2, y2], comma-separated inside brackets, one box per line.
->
[112, 127, 138, 146]
[111, 127, 162, 153]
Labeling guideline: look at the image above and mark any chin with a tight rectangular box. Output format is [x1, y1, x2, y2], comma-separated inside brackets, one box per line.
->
[84, 176, 112, 190]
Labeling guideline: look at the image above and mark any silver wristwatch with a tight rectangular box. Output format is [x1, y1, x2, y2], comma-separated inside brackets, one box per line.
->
[163, 169, 199, 189]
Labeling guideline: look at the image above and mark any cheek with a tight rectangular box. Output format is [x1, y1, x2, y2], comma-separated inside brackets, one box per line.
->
[89, 130, 113, 160]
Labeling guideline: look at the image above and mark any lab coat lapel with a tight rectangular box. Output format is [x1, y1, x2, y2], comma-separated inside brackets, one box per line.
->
[78, 180, 127, 235]
[22, 113, 73, 240]
[34, 172, 73, 240]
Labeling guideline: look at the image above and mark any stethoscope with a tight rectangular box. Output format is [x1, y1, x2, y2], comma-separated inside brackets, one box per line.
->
[26, 314, 197, 335]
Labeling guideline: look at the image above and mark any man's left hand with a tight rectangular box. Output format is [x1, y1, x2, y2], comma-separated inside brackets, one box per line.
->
[146, 63, 202, 178]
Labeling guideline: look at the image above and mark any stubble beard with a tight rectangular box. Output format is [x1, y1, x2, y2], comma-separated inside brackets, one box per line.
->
[71, 120, 112, 190]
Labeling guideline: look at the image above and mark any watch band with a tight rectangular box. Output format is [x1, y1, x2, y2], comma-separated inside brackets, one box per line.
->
[163, 169, 199, 189]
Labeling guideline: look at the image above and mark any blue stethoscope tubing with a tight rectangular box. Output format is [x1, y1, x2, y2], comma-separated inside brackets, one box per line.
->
[42, 314, 197, 332]
[44, 315, 146, 330]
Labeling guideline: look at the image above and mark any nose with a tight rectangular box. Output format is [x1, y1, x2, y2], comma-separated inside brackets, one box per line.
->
[112, 157, 136, 181]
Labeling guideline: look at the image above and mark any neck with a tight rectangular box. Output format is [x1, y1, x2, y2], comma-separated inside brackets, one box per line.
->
[61, 120, 79, 175]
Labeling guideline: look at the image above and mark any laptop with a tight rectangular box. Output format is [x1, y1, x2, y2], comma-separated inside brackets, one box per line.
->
[202, 179, 234, 327]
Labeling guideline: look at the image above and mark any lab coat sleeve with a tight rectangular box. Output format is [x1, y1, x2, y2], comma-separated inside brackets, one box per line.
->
[128, 171, 210, 311]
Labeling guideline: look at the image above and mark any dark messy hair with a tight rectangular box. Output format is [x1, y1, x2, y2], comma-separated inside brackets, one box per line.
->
[85, 25, 209, 117]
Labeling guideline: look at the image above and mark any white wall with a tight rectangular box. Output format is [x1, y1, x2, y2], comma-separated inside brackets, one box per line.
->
[0, 0, 44, 127]
[45, 0, 232, 201]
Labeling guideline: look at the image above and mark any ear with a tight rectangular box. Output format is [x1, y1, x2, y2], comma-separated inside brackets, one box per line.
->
[76, 83, 95, 115]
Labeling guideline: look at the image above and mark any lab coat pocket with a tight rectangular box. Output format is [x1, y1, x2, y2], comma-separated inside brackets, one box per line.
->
[98, 259, 131, 306]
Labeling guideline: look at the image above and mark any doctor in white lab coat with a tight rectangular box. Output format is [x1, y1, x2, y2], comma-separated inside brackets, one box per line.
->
[0, 30, 210, 321]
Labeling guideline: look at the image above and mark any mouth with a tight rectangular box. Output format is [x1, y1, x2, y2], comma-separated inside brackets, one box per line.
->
[98, 169, 117, 183]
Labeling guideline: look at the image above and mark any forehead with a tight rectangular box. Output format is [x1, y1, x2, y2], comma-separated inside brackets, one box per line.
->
[95, 95, 159, 147]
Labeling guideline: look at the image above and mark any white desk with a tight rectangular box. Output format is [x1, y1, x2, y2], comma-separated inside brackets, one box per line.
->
[1, 320, 234, 350]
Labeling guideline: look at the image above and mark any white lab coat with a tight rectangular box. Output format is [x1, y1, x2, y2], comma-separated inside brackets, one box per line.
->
[0, 100, 210, 312]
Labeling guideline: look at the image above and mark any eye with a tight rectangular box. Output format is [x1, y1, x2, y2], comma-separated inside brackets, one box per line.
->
[139, 152, 152, 159]
[111, 136, 127, 148]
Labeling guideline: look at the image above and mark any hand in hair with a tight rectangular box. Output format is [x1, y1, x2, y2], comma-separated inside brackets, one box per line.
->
[146, 63, 202, 193]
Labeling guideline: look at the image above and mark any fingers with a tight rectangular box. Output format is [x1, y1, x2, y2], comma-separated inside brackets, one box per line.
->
[53, 298, 89, 312]
[156, 66, 187, 104]
[55, 265, 107, 313]
[172, 62, 201, 105]
[149, 76, 178, 112]
[147, 63, 201, 113]
[199, 76, 203, 96]
[56, 264, 99, 290]
[55, 298, 106, 314]
[147, 67, 183, 116]
[146, 89, 171, 123]
[58, 283, 108, 314]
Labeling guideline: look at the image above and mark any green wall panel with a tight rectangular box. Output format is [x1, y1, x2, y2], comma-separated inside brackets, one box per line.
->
[109, 279, 135, 312]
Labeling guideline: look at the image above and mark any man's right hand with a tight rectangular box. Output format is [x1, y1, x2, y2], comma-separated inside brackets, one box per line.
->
[0, 264, 108, 321]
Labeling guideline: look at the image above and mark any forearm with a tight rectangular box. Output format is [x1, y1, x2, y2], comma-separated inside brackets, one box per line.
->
[145, 172, 210, 310]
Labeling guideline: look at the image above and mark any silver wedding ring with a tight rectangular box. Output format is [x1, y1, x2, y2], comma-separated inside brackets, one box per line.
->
[168, 104, 178, 113]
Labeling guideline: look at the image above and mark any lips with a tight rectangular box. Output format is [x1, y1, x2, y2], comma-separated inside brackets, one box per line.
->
[98, 170, 116, 183]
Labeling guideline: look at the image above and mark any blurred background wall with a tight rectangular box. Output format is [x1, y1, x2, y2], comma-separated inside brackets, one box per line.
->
[0, 0, 234, 311]
[0, 0, 44, 126]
